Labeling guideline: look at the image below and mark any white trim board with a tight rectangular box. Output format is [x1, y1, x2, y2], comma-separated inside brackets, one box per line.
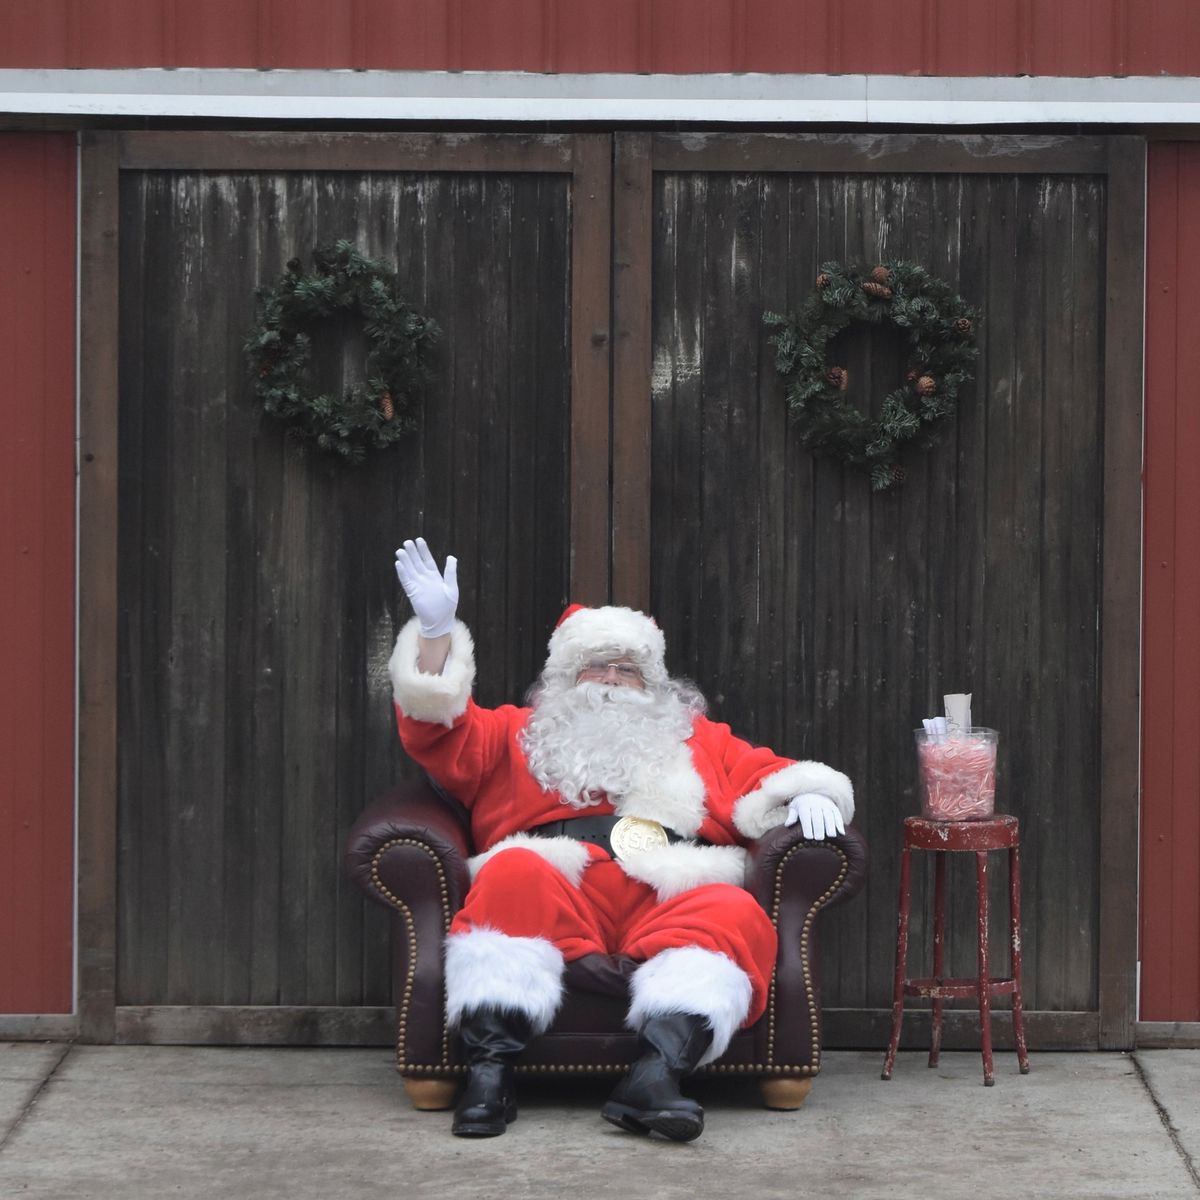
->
[2, 69, 1200, 124]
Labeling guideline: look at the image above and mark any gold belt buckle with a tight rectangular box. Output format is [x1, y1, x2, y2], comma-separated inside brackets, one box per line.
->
[610, 816, 670, 861]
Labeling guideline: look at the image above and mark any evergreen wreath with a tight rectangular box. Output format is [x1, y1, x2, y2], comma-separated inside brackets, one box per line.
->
[764, 261, 979, 490]
[244, 241, 439, 463]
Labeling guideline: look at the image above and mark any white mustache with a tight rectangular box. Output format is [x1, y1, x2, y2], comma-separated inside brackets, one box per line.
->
[573, 681, 656, 709]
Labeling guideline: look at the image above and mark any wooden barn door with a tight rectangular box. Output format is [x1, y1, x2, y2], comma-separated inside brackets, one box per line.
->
[611, 134, 1144, 1050]
[79, 132, 610, 1042]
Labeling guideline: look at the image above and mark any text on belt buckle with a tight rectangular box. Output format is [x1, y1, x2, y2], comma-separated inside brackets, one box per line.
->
[610, 816, 669, 860]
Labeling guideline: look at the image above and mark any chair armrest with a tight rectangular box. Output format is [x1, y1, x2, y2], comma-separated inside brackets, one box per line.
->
[744, 822, 868, 1070]
[344, 781, 473, 1073]
[745, 821, 869, 915]
[344, 781, 473, 914]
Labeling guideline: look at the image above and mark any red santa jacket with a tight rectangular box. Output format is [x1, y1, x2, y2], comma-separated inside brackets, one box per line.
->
[389, 617, 854, 900]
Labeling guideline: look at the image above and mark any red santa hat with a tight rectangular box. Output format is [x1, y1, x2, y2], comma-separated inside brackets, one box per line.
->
[544, 603, 668, 682]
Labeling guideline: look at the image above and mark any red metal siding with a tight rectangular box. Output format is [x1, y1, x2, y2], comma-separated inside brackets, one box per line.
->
[172, 1, 261, 68]
[0, 134, 77, 1015]
[2, 0, 1199, 75]
[1141, 142, 1200, 1023]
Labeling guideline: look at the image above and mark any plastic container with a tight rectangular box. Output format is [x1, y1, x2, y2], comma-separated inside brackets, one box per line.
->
[914, 727, 998, 821]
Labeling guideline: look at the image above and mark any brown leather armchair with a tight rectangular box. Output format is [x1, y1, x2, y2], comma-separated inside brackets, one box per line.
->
[345, 781, 868, 1113]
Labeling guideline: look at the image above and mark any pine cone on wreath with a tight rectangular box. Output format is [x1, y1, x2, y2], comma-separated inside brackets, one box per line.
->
[826, 366, 849, 391]
[890, 464, 907, 484]
[954, 317, 973, 335]
[379, 391, 396, 421]
[862, 281, 893, 300]
[916, 375, 937, 396]
[870, 266, 891, 285]
[816, 272, 832, 290]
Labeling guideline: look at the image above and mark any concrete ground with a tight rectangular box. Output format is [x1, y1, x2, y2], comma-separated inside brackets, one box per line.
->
[1, 1044, 1198, 1200]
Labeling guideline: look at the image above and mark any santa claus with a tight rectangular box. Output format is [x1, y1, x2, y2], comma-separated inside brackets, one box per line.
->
[391, 537, 853, 1142]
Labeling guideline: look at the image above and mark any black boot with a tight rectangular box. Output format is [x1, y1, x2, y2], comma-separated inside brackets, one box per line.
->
[601, 1013, 714, 1142]
[452, 1008, 533, 1138]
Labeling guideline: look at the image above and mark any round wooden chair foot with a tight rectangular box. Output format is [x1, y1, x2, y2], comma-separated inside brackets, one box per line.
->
[759, 1076, 813, 1110]
[403, 1076, 458, 1111]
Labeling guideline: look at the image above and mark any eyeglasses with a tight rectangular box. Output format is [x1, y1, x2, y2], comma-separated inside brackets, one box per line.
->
[577, 659, 644, 682]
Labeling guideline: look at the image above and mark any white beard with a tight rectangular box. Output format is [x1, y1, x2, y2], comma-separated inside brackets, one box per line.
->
[520, 680, 696, 810]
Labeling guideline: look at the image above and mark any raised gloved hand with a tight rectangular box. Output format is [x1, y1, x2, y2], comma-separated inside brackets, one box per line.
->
[784, 792, 846, 840]
[394, 537, 459, 638]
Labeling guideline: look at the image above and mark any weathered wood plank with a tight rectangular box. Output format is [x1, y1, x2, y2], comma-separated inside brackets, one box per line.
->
[985, 173, 1043, 997]
[725, 174, 767, 723]
[473, 175, 515, 711]
[1098, 136, 1146, 1050]
[119, 131, 578, 174]
[652, 134, 1110, 176]
[115, 1005, 397, 1046]
[117, 170, 167, 1008]
[78, 131, 121, 1044]
[612, 133, 653, 611]
[172, 170, 232, 1006]
[220, 173, 273, 1006]
[824, 1007, 1100, 1052]
[651, 172, 707, 681]
[699, 175, 736, 712]
[529, 173, 573, 635]
[1135, 1022, 1200, 1049]
[243, 179, 289, 1007]
[0, 1016, 80, 1042]
[1063, 175, 1106, 1013]
[567, 135, 613, 604]
[505, 175, 562, 683]
[754, 175, 792, 761]
[111, 1005, 1101, 1050]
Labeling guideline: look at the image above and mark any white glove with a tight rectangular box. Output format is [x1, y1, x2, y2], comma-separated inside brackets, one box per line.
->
[394, 537, 459, 638]
[784, 793, 846, 840]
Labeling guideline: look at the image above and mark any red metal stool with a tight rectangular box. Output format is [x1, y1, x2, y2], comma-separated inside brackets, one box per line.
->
[881, 814, 1030, 1086]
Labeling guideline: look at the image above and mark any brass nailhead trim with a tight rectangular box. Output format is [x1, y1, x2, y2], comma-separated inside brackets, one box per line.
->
[370, 838, 454, 1073]
[514, 1065, 634, 1076]
[396, 1061, 815, 1078]
[765, 841, 850, 1074]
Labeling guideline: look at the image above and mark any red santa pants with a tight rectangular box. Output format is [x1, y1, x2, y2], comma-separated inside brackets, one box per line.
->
[449, 848, 778, 1026]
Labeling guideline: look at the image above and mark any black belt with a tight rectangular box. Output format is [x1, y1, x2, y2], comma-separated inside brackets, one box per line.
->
[526, 814, 695, 858]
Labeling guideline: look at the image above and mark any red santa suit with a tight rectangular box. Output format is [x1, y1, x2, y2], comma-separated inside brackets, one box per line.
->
[389, 605, 854, 1063]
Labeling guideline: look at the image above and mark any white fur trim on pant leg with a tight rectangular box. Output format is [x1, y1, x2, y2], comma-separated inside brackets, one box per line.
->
[389, 616, 475, 726]
[617, 844, 749, 902]
[626, 946, 753, 1066]
[732, 760, 855, 839]
[444, 928, 565, 1034]
[468, 836, 593, 888]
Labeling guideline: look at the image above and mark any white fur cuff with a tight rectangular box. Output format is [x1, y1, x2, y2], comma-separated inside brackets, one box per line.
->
[444, 928, 565, 1034]
[388, 616, 475, 726]
[626, 946, 753, 1065]
[732, 760, 855, 839]
[617, 844, 749, 902]
[468, 835, 594, 889]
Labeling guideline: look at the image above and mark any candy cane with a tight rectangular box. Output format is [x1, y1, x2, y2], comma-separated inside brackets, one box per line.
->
[917, 734, 997, 820]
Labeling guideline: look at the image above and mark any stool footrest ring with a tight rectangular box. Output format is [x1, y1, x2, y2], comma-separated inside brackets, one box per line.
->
[903, 976, 1017, 999]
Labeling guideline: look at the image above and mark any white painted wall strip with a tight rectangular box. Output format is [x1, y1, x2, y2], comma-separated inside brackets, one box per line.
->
[2, 69, 1200, 123]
